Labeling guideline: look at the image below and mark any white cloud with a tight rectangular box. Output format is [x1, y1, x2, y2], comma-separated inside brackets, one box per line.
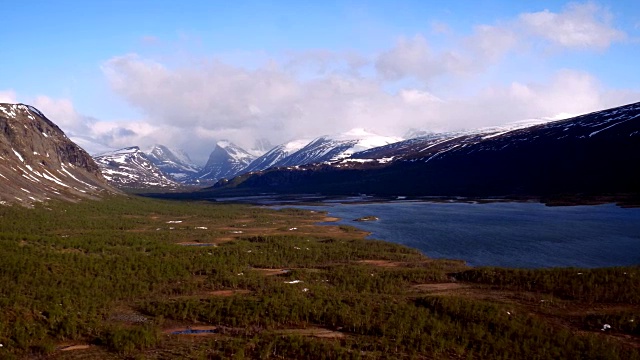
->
[103, 54, 417, 163]
[372, 70, 630, 132]
[474, 70, 606, 122]
[32, 96, 95, 136]
[375, 34, 468, 82]
[0, 89, 17, 103]
[519, 2, 626, 49]
[466, 24, 519, 64]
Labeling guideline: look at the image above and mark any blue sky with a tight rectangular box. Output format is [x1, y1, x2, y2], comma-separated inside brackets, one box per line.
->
[1, 1, 639, 163]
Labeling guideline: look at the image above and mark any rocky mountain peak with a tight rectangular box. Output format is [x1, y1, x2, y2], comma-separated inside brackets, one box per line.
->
[145, 144, 201, 181]
[197, 141, 256, 182]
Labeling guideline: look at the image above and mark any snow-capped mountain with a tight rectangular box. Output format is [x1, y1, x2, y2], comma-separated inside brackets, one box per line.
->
[197, 141, 257, 182]
[243, 138, 310, 173]
[0, 103, 116, 206]
[211, 101, 640, 198]
[274, 129, 402, 168]
[145, 144, 201, 181]
[94, 147, 179, 189]
[344, 119, 554, 165]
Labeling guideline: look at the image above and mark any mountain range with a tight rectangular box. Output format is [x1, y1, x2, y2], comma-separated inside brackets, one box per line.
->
[92, 129, 403, 189]
[2, 100, 639, 205]
[205, 101, 640, 199]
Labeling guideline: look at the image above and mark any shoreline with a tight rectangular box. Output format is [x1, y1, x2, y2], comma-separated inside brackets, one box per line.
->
[197, 193, 640, 208]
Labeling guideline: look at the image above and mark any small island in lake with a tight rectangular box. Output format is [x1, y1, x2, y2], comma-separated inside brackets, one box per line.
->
[354, 215, 379, 222]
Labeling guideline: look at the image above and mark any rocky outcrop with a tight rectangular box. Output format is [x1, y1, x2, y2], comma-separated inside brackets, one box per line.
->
[0, 103, 117, 206]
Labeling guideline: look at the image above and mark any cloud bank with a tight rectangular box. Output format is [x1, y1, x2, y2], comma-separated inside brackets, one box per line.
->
[7, 3, 639, 165]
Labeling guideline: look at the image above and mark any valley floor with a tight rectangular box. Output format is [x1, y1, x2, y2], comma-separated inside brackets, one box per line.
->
[0, 196, 638, 359]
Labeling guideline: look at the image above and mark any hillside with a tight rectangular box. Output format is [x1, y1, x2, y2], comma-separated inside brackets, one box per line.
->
[0, 103, 116, 206]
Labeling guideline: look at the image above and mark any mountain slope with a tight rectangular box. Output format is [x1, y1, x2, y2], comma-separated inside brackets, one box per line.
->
[197, 141, 256, 182]
[347, 120, 554, 165]
[0, 103, 116, 206]
[243, 139, 310, 173]
[94, 147, 179, 189]
[212, 101, 640, 197]
[274, 129, 402, 168]
[145, 144, 201, 181]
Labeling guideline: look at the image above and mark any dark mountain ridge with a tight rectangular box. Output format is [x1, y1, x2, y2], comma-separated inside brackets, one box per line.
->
[207, 101, 640, 198]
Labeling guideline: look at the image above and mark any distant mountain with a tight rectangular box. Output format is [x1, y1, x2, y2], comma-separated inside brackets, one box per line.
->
[273, 129, 402, 168]
[0, 103, 116, 206]
[401, 119, 550, 142]
[210, 101, 640, 198]
[197, 141, 256, 182]
[345, 120, 552, 165]
[145, 144, 201, 181]
[88, 130, 402, 188]
[243, 139, 310, 173]
[94, 147, 179, 189]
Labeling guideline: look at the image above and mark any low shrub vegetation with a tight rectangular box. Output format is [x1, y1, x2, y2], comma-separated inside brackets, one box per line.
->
[0, 196, 637, 359]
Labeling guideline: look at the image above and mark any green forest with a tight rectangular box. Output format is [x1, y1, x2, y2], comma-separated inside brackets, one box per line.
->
[0, 196, 638, 359]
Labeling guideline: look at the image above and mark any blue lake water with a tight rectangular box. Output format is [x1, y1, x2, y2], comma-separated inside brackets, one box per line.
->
[285, 202, 640, 268]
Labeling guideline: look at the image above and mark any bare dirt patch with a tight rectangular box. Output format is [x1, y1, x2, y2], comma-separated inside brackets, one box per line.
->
[411, 284, 530, 304]
[276, 327, 346, 339]
[323, 217, 340, 222]
[207, 289, 252, 297]
[60, 344, 91, 351]
[177, 241, 216, 246]
[357, 260, 404, 267]
[166, 288, 252, 301]
[412, 282, 471, 294]
[234, 218, 253, 223]
[214, 237, 235, 243]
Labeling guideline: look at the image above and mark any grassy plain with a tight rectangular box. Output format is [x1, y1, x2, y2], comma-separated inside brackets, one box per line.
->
[0, 196, 638, 359]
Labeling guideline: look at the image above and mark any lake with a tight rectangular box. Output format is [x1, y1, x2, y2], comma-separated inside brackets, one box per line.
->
[283, 201, 640, 268]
